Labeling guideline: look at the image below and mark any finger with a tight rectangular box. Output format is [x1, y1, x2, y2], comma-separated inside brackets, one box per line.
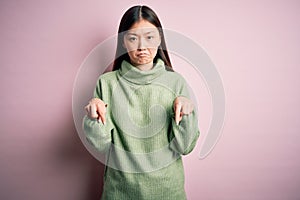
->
[90, 104, 99, 119]
[179, 111, 183, 121]
[175, 102, 182, 125]
[96, 103, 106, 125]
[186, 103, 194, 114]
[98, 112, 106, 125]
[181, 103, 193, 115]
[84, 105, 90, 115]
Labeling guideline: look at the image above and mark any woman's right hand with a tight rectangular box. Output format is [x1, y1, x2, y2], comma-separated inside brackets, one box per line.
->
[84, 98, 107, 124]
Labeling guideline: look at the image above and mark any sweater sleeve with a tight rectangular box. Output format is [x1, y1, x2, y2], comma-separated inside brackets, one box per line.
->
[82, 77, 113, 153]
[169, 111, 200, 155]
[169, 77, 200, 155]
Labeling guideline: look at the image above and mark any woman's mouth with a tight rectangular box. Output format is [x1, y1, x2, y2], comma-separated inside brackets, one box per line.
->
[136, 53, 149, 57]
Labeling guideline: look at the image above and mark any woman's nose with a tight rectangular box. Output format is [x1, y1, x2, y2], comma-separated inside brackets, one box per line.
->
[137, 38, 146, 50]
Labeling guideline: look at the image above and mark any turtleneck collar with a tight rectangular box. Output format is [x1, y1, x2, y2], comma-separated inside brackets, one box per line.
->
[118, 58, 166, 85]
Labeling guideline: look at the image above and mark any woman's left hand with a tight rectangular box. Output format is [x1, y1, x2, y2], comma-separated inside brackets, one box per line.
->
[173, 96, 194, 125]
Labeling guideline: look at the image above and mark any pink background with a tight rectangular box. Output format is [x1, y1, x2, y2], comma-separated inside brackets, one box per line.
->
[1, 0, 300, 199]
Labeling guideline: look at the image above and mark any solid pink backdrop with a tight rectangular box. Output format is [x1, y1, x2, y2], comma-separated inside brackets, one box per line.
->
[1, 0, 300, 200]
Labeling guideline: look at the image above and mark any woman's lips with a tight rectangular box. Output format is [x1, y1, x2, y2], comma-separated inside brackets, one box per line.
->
[136, 53, 149, 57]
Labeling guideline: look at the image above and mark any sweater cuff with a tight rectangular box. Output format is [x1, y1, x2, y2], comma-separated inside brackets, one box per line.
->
[169, 111, 200, 155]
[82, 115, 112, 153]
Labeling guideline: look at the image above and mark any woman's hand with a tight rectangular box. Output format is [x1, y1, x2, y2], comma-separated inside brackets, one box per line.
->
[173, 96, 194, 125]
[85, 98, 107, 124]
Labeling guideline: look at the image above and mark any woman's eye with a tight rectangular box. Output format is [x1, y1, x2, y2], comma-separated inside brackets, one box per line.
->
[129, 37, 137, 41]
[147, 36, 154, 40]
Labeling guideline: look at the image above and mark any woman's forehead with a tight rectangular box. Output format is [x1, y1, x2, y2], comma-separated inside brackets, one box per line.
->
[125, 28, 159, 36]
[130, 19, 157, 28]
[126, 20, 159, 33]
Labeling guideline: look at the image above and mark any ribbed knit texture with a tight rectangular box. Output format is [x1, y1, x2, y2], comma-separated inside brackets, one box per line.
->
[83, 59, 200, 200]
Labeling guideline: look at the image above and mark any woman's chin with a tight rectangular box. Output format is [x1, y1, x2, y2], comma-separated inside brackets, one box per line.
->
[135, 58, 152, 65]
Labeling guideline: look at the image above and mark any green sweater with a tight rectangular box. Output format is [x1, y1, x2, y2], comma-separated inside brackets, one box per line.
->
[83, 59, 200, 200]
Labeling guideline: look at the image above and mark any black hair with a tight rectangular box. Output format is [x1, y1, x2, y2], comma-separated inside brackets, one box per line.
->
[112, 5, 173, 71]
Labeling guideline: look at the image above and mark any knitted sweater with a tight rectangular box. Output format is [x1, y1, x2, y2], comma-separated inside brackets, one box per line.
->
[83, 59, 200, 200]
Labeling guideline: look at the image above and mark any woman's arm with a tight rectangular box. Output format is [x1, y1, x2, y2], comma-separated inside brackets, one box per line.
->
[169, 77, 200, 155]
[83, 115, 112, 153]
[82, 78, 113, 153]
[169, 106, 200, 155]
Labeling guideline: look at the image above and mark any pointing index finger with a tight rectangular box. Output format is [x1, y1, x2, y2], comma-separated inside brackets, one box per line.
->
[175, 102, 182, 125]
[96, 103, 107, 125]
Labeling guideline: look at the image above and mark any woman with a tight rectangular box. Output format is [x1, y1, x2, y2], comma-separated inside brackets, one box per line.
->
[83, 5, 200, 200]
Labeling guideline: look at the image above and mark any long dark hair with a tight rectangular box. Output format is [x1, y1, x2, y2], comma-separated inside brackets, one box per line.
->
[112, 5, 173, 71]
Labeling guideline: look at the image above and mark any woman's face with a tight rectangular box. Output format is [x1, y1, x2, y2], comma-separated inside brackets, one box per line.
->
[123, 19, 161, 67]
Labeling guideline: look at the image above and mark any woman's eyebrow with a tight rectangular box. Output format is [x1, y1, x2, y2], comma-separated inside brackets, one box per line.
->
[126, 31, 156, 36]
[126, 32, 138, 36]
[144, 31, 155, 35]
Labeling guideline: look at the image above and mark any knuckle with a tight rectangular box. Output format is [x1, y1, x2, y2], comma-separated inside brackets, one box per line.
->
[89, 98, 100, 104]
[90, 113, 98, 119]
[175, 100, 181, 105]
[98, 109, 106, 116]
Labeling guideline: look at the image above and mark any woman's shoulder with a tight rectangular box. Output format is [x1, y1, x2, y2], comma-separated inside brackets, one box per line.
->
[98, 71, 118, 81]
[163, 70, 187, 84]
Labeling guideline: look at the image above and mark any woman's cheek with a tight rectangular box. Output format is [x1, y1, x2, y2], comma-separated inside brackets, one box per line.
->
[150, 48, 158, 58]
